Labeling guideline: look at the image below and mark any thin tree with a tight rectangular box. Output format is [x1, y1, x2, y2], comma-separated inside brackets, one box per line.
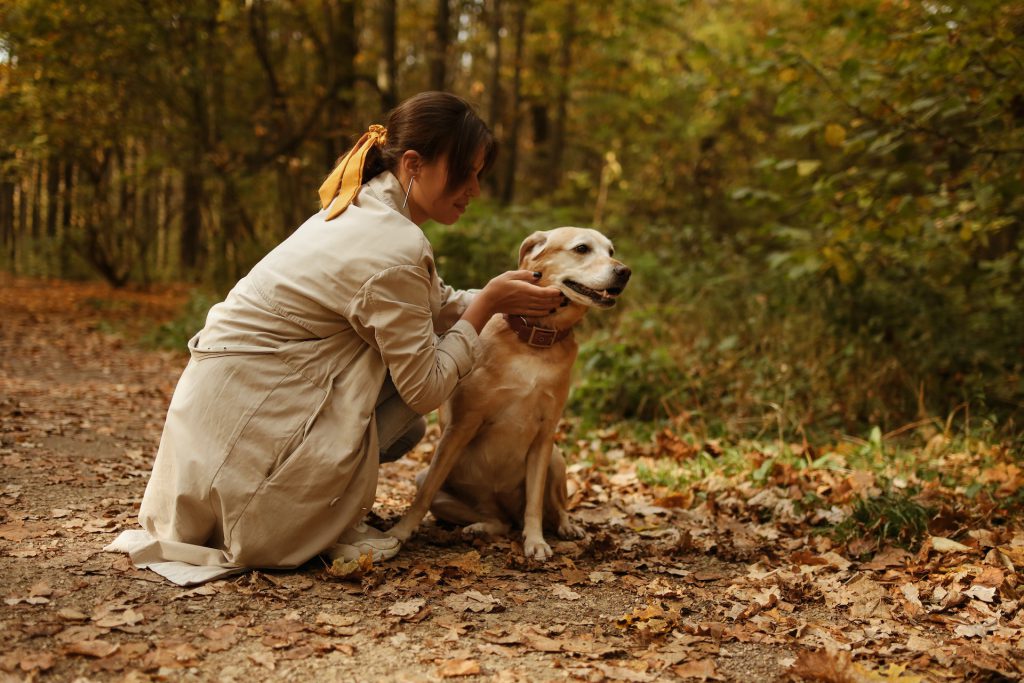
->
[429, 0, 450, 92]
[500, 0, 527, 205]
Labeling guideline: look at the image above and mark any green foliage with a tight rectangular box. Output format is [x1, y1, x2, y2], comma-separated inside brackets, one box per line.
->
[5, 0, 1023, 440]
[423, 200, 588, 290]
[143, 290, 219, 351]
[833, 486, 934, 551]
[570, 308, 688, 423]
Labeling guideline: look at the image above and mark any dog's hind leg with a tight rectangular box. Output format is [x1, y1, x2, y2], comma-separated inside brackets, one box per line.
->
[545, 446, 585, 540]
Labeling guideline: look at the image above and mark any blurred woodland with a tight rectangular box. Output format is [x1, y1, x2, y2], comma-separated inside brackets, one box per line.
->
[1, 0, 1022, 442]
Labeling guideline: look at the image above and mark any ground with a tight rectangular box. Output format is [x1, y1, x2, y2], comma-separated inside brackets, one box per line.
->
[1, 273, 1021, 683]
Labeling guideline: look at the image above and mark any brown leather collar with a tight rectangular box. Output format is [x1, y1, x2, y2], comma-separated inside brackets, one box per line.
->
[503, 314, 574, 348]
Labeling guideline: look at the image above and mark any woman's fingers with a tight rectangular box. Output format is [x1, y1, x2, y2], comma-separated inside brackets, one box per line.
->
[481, 270, 564, 316]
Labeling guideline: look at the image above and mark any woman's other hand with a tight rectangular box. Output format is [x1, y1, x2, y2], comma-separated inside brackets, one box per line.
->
[461, 270, 563, 333]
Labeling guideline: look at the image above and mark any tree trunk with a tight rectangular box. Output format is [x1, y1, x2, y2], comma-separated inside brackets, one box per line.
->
[429, 0, 450, 92]
[0, 177, 13, 260]
[181, 168, 203, 274]
[61, 160, 74, 235]
[485, 0, 503, 195]
[31, 162, 42, 239]
[500, 0, 527, 205]
[16, 176, 27, 271]
[321, 0, 358, 176]
[46, 156, 61, 238]
[549, 1, 575, 191]
[377, 0, 398, 110]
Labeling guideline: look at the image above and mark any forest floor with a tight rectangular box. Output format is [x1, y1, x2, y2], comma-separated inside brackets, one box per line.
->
[1, 273, 1022, 683]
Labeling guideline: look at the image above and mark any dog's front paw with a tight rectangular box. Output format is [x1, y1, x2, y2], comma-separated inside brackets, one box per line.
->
[463, 521, 509, 537]
[523, 535, 553, 561]
[385, 523, 413, 543]
[557, 519, 586, 540]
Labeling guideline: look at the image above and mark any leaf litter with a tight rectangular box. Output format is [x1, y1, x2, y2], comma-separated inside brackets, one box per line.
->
[0, 275, 1021, 681]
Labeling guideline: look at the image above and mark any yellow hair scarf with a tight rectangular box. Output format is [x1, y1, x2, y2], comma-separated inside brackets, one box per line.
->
[318, 124, 388, 221]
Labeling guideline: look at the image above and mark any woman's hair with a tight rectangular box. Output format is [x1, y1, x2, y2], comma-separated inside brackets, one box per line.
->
[361, 92, 498, 193]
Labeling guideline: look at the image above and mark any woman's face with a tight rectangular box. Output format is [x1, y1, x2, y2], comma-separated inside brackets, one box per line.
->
[407, 146, 485, 226]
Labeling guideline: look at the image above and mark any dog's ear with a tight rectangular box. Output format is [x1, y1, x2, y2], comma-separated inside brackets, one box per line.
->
[518, 231, 547, 268]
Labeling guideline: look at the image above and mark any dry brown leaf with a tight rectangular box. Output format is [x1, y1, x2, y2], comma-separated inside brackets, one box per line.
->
[388, 598, 426, 617]
[28, 581, 52, 597]
[551, 584, 582, 600]
[929, 536, 971, 553]
[17, 652, 55, 672]
[437, 658, 480, 678]
[973, 565, 1005, 589]
[65, 640, 120, 658]
[444, 590, 502, 613]
[788, 649, 859, 683]
[596, 662, 658, 682]
[247, 649, 276, 670]
[315, 612, 360, 628]
[57, 608, 89, 621]
[141, 641, 202, 669]
[202, 623, 239, 652]
[672, 657, 722, 681]
[327, 552, 374, 580]
[898, 583, 924, 618]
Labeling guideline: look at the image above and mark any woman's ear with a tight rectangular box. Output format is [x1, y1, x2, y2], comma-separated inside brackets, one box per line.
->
[400, 150, 423, 177]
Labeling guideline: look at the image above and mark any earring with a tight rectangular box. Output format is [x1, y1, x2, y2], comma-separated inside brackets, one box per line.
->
[402, 175, 416, 210]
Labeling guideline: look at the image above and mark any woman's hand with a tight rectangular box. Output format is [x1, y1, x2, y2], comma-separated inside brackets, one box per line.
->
[460, 270, 564, 333]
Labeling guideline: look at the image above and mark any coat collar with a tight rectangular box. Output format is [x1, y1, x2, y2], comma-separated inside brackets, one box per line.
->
[361, 171, 414, 223]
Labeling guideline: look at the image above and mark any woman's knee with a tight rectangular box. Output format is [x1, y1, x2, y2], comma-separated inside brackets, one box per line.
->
[380, 417, 426, 462]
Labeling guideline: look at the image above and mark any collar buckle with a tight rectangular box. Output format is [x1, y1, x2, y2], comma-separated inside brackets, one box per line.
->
[526, 324, 558, 348]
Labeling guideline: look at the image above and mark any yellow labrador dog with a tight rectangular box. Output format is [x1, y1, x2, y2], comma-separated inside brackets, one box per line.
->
[387, 227, 630, 559]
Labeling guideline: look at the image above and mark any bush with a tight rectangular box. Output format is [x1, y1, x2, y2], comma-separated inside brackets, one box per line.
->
[143, 290, 219, 351]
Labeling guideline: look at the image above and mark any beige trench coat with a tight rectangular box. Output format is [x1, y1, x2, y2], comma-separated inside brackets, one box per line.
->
[124, 171, 479, 575]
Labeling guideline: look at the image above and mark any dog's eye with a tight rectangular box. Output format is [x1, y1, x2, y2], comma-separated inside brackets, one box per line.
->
[573, 244, 590, 255]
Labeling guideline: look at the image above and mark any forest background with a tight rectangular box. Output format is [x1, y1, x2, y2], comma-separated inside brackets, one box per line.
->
[1, 0, 1022, 449]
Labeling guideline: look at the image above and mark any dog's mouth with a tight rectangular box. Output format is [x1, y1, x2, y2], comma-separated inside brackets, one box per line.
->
[562, 279, 623, 308]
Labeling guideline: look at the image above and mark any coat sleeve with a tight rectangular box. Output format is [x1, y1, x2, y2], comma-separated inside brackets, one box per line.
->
[345, 265, 479, 415]
[435, 278, 478, 333]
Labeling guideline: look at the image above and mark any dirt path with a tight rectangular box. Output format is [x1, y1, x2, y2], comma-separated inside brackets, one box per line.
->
[1, 274, 1021, 682]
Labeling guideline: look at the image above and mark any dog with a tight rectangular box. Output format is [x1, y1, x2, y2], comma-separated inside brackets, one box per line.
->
[386, 227, 630, 559]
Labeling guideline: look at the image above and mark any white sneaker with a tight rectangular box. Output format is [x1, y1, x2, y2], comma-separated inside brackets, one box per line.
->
[330, 522, 401, 562]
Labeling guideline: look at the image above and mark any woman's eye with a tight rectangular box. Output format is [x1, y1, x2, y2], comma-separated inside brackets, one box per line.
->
[573, 244, 590, 254]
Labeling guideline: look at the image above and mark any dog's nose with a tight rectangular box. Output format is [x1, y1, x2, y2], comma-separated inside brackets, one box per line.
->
[614, 265, 632, 284]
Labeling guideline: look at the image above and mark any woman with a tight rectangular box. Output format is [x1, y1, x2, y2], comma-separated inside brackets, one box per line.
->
[108, 92, 563, 585]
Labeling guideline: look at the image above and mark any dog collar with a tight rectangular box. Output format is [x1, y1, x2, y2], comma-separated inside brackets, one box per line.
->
[503, 315, 574, 348]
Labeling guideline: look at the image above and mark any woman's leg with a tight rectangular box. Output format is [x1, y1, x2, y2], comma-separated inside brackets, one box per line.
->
[326, 375, 425, 561]
[375, 374, 427, 463]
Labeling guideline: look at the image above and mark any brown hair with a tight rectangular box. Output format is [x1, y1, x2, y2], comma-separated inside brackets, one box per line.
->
[361, 92, 498, 193]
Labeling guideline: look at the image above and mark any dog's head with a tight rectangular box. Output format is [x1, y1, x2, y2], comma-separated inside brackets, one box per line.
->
[518, 227, 631, 310]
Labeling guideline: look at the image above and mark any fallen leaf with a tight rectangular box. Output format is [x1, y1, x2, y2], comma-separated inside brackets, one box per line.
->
[326, 552, 373, 580]
[57, 608, 89, 621]
[17, 652, 55, 672]
[388, 598, 426, 617]
[65, 640, 120, 658]
[247, 649, 276, 670]
[29, 581, 52, 597]
[202, 624, 239, 652]
[444, 590, 502, 613]
[963, 585, 995, 603]
[551, 584, 582, 600]
[672, 657, 722, 681]
[437, 658, 480, 678]
[930, 536, 971, 553]
[315, 613, 360, 628]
